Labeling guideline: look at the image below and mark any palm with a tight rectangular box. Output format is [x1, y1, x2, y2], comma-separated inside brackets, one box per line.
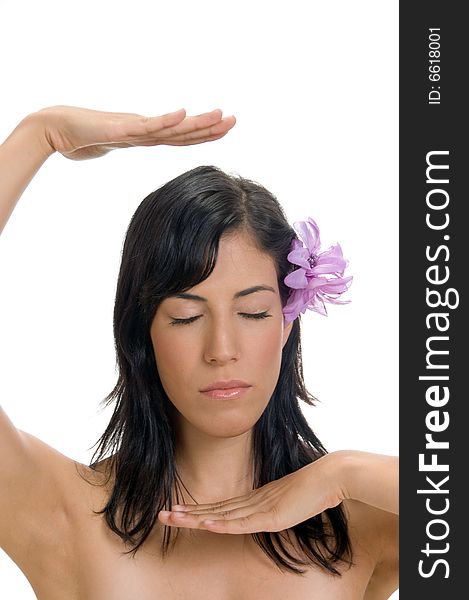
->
[36, 105, 236, 161]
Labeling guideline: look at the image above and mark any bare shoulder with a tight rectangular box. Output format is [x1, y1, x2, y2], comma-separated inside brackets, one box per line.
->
[343, 499, 399, 600]
[0, 424, 91, 566]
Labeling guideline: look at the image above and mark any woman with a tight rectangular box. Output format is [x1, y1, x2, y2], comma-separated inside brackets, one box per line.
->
[0, 105, 398, 599]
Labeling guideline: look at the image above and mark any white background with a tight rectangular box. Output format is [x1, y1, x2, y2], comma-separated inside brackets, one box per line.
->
[0, 0, 398, 597]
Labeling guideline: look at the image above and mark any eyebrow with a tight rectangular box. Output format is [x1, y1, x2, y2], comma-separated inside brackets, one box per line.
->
[170, 285, 276, 302]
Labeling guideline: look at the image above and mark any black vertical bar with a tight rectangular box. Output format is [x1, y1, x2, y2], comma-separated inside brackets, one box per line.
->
[400, 2, 466, 597]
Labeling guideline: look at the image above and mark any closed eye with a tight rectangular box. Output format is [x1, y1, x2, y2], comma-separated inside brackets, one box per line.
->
[169, 312, 272, 326]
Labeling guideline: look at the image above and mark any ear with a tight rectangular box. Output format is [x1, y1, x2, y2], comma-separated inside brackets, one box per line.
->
[282, 319, 294, 348]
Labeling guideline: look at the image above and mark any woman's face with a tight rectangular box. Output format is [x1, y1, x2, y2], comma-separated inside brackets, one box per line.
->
[150, 230, 293, 439]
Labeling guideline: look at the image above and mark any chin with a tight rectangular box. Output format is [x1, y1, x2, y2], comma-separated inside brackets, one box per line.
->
[191, 414, 261, 439]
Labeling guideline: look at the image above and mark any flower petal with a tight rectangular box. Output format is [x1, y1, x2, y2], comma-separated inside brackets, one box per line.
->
[313, 244, 348, 276]
[307, 295, 328, 316]
[282, 289, 306, 322]
[317, 275, 353, 295]
[286, 244, 311, 269]
[284, 267, 309, 289]
[293, 218, 321, 254]
[299, 288, 328, 316]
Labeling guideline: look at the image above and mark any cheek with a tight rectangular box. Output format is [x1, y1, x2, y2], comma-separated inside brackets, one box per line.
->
[151, 330, 193, 396]
[250, 326, 284, 385]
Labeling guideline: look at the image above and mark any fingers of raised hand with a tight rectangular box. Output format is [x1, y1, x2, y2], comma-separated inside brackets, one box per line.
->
[136, 108, 221, 136]
[160, 124, 235, 147]
[157, 113, 236, 145]
[158, 507, 275, 534]
[116, 109, 235, 146]
[172, 491, 254, 514]
[157, 490, 282, 534]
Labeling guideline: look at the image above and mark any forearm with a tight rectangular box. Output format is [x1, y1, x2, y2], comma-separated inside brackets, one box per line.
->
[0, 112, 55, 236]
[335, 450, 399, 515]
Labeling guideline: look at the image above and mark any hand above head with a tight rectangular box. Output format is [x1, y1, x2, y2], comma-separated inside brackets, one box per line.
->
[0, 105, 235, 235]
[35, 105, 236, 161]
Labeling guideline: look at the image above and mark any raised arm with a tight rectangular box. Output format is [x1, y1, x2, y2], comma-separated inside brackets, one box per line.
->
[0, 104, 236, 565]
[0, 105, 236, 235]
[0, 112, 54, 235]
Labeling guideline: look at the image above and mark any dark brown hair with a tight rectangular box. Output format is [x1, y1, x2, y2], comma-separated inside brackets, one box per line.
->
[81, 165, 353, 575]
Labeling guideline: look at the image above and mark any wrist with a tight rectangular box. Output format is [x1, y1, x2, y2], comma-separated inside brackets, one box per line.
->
[21, 111, 56, 159]
[309, 450, 358, 504]
[326, 449, 363, 502]
[331, 450, 399, 514]
[0, 111, 56, 236]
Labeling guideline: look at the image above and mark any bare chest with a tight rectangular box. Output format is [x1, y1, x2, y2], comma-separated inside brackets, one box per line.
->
[26, 465, 378, 600]
[32, 511, 375, 600]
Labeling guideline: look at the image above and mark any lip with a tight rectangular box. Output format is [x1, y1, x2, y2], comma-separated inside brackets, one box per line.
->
[201, 386, 251, 400]
[200, 379, 251, 392]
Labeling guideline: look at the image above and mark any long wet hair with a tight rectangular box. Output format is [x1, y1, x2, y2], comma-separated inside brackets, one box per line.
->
[81, 165, 354, 575]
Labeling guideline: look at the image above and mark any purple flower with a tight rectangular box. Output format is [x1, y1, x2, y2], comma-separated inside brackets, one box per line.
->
[282, 217, 353, 324]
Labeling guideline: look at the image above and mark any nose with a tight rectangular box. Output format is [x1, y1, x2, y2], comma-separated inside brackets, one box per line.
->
[203, 316, 241, 365]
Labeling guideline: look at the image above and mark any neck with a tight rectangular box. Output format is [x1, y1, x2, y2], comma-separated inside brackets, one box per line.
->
[173, 417, 255, 505]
